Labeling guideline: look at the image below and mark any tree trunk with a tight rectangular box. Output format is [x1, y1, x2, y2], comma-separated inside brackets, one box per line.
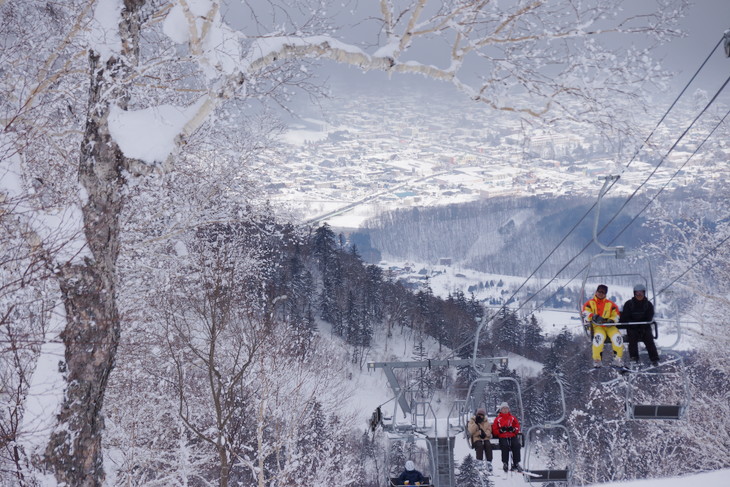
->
[42, 2, 144, 484]
[43, 50, 125, 487]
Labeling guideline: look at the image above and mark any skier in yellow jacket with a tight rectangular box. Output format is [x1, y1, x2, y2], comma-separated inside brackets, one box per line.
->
[583, 284, 623, 368]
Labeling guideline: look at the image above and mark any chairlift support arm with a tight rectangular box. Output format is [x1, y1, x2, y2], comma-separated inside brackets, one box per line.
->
[593, 175, 625, 258]
[368, 358, 507, 414]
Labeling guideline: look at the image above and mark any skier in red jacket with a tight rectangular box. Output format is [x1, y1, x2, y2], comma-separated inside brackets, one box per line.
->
[492, 402, 522, 472]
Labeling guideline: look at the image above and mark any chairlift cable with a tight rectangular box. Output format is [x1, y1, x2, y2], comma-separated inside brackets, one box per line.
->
[620, 35, 725, 172]
[529, 103, 730, 313]
[556, 84, 730, 307]
[508, 67, 730, 321]
[516, 33, 727, 291]
[448, 37, 729, 409]
[610, 105, 730, 245]
[445, 37, 727, 359]
[598, 72, 730, 238]
[490, 43, 730, 318]
[451, 95, 730, 410]
[656, 232, 730, 297]
[510, 104, 730, 400]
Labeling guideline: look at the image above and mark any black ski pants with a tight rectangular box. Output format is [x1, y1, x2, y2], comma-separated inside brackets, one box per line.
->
[474, 439, 493, 462]
[498, 437, 521, 465]
[627, 324, 659, 362]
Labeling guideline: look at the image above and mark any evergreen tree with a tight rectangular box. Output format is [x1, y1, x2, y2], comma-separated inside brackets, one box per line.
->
[319, 273, 338, 327]
[388, 440, 406, 478]
[490, 308, 521, 354]
[523, 314, 546, 360]
[363, 265, 384, 324]
[457, 455, 487, 487]
[345, 289, 360, 344]
[467, 293, 484, 322]
[349, 243, 361, 260]
[313, 223, 337, 273]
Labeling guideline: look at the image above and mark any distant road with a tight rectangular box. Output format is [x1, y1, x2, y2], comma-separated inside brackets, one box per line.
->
[303, 170, 451, 226]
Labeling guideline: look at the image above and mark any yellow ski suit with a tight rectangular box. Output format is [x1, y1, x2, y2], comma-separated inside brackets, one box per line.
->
[584, 294, 623, 361]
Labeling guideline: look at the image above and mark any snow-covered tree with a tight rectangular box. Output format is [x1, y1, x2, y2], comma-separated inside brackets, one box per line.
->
[569, 389, 631, 485]
[643, 193, 730, 473]
[0, 0, 689, 483]
[457, 454, 486, 487]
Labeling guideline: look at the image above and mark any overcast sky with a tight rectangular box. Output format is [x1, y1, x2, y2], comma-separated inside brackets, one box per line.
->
[242, 0, 729, 122]
[316, 1, 729, 103]
[656, 0, 728, 89]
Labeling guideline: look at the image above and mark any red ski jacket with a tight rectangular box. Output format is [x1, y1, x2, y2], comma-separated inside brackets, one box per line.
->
[492, 412, 521, 438]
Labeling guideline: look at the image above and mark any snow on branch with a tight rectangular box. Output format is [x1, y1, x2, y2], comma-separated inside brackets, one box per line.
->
[108, 98, 207, 165]
[110, 0, 687, 168]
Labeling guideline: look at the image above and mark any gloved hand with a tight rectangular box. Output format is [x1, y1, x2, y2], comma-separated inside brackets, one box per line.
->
[592, 315, 605, 324]
[479, 431, 486, 439]
[499, 427, 507, 433]
[506, 426, 515, 432]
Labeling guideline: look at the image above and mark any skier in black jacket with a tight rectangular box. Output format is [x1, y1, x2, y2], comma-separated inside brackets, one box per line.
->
[620, 284, 660, 367]
[395, 461, 426, 485]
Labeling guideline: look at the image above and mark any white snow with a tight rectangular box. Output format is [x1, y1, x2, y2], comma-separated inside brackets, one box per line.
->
[373, 40, 401, 58]
[19, 298, 67, 460]
[592, 469, 729, 487]
[490, 469, 730, 487]
[163, 0, 242, 78]
[162, 2, 189, 44]
[174, 240, 189, 256]
[108, 97, 207, 165]
[87, 0, 123, 61]
[243, 35, 367, 72]
[0, 136, 90, 264]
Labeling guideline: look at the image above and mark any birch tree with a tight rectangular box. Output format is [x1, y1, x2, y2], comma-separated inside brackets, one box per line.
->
[0, 0, 689, 484]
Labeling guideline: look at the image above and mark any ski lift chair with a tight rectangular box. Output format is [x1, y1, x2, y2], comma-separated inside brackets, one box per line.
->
[385, 432, 436, 487]
[579, 175, 659, 343]
[624, 353, 689, 420]
[580, 270, 657, 339]
[578, 175, 683, 359]
[522, 424, 572, 484]
[464, 375, 525, 450]
[522, 375, 574, 485]
[580, 271, 657, 372]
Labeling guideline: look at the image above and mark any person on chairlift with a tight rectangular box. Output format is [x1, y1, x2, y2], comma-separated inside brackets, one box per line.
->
[584, 284, 624, 368]
[395, 460, 426, 486]
[492, 402, 522, 473]
[467, 407, 494, 472]
[620, 283, 660, 368]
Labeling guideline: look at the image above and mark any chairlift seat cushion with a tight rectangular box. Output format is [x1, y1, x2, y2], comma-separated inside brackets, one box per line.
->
[632, 405, 683, 419]
[389, 476, 432, 486]
[526, 470, 569, 482]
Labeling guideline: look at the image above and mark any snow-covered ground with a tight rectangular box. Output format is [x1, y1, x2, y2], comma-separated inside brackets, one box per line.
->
[491, 468, 729, 487]
[326, 257, 718, 487]
[334, 307, 725, 487]
[342, 322, 724, 484]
